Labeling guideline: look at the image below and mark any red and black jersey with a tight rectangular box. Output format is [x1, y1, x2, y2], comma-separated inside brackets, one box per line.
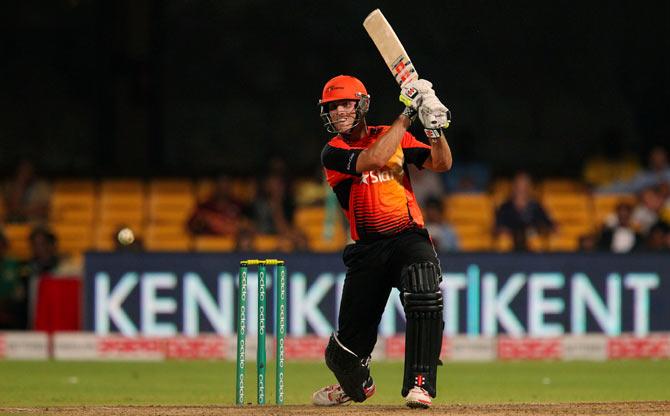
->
[321, 126, 432, 242]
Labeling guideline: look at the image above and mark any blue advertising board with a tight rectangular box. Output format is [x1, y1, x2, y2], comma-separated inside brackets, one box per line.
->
[84, 252, 670, 337]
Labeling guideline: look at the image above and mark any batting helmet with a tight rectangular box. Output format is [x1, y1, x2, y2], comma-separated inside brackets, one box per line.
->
[319, 75, 368, 105]
[319, 75, 371, 134]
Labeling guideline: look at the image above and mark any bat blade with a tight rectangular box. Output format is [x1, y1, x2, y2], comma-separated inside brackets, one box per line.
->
[363, 9, 419, 87]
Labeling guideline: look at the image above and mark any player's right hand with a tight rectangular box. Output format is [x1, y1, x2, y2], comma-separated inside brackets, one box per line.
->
[419, 95, 450, 130]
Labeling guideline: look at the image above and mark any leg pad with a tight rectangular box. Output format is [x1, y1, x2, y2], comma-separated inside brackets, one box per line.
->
[325, 333, 373, 402]
[401, 262, 443, 398]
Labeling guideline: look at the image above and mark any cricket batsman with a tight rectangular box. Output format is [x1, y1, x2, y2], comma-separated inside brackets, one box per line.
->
[311, 75, 452, 409]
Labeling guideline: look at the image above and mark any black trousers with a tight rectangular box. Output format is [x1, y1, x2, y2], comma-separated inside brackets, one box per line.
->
[336, 228, 440, 358]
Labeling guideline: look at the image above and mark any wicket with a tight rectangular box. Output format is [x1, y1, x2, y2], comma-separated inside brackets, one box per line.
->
[235, 259, 287, 405]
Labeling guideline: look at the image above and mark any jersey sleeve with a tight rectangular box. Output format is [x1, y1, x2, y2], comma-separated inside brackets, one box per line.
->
[321, 144, 362, 175]
[401, 132, 431, 168]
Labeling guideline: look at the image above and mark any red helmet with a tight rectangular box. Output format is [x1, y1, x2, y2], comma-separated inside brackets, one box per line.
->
[319, 75, 371, 134]
[319, 75, 368, 105]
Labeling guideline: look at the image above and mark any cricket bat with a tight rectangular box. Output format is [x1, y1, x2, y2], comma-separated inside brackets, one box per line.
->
[363, 9, 419, 87]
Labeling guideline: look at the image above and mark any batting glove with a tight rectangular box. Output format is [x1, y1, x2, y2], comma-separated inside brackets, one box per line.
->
[419, 95, 451, 139]
[400, 79, 435, 121]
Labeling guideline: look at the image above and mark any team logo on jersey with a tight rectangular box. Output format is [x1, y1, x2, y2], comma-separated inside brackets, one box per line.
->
[361, 169, 394, 184]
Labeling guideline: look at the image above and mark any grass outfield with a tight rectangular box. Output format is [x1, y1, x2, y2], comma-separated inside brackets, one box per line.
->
[0, 360, 669, 406]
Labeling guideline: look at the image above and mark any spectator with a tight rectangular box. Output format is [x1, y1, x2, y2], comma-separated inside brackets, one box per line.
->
[596, 202, 642, 253]
[422, 197, 459, 252]
[24, 226, 61, 329]
[494, 172, 555, 251]
[235, 227, 255, 252]
[644, 222, 669, 252]
[26, 226, 61, 276]
[658, 181, 670, 223]
[252, 169, 308, 251]
[0, 230, 26, 329]
[443, 161, 491, 193]
[631, 186, 665, 234]
[2, 159, 51, 223]
[187, 175, 252, 236]
[599, 146, 670, 194]
[578, 233, 598, 252]
[407, 164, 444, 206]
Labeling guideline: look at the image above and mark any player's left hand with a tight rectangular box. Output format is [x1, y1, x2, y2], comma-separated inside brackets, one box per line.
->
[419, 95, 451, 130]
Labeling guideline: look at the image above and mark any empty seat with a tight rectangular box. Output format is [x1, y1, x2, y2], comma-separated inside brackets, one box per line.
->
[51, 223, 94, 257]
[147, 193, 194, 225]
[2, 223, 32, 259]
[539, 178, 586, 195]
[444, 193, 494, 226]
[295, 206, 326, 229]
[144, 223, 190, 252]
[193, 235, 236, 252]
[458, 234, 492, 251]
[542, 193, 593, 226]
[549, 234, 580, 252]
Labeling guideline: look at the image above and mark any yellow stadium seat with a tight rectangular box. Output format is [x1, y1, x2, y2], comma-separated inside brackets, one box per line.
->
[193, 235, 236, 252]
[144, 223, 190, 252]
[51, 223, 94, 257]
[542, 193, 593, 226]
[50, 189, 97, 224]
[527, 234, 549, 252]
[147, 193, 194, 225]
[254, 234, 280, 252]
[195, 179, 215, 203]
[493, 233, 513, 252]
[459, 234, 492, 251]
[309, 234, 347, 252]
[232, 177, 257, 205]
[307, 223, 347, 252]
[539, 178, 586, 195]
[452, 223, 491, 242]
[144, 236, 191, 251]
[295, 206, 326, 228]
[490, 179, 511, 207]
[99, 182, 145, 226]
[549, 234, 579, 252]
[2, 223, 32, 259]
[444, 193, 494, 227]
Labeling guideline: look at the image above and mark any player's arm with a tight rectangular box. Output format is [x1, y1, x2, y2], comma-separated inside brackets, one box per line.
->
[422, 130, 452, 172]
[355, 79, 433, 172]
[413, 89, 452, 172]
[355, 114, 412, 172]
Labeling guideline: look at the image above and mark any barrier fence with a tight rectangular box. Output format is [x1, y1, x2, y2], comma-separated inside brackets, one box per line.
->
[1, 332, 669, 361]
[84, 252, 670, 338]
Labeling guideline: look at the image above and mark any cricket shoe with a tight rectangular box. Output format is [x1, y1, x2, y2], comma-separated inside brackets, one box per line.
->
[312, 381, 376, 406]
[404, 386, 432, 409]
[312, 384, 352, 406]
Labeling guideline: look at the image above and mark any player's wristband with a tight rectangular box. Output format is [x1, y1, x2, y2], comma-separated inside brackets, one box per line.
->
[402, 106, 417, 122]
[425, 128, 442, 143]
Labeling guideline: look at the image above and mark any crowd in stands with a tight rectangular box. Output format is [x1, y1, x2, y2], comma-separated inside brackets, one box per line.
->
[1, 147, 670, 329]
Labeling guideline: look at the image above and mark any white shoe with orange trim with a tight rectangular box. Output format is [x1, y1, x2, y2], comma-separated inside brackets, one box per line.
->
[312, 381, 376, 406]
[404, 386, 432, 409]
[312, 384, 352, 406]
